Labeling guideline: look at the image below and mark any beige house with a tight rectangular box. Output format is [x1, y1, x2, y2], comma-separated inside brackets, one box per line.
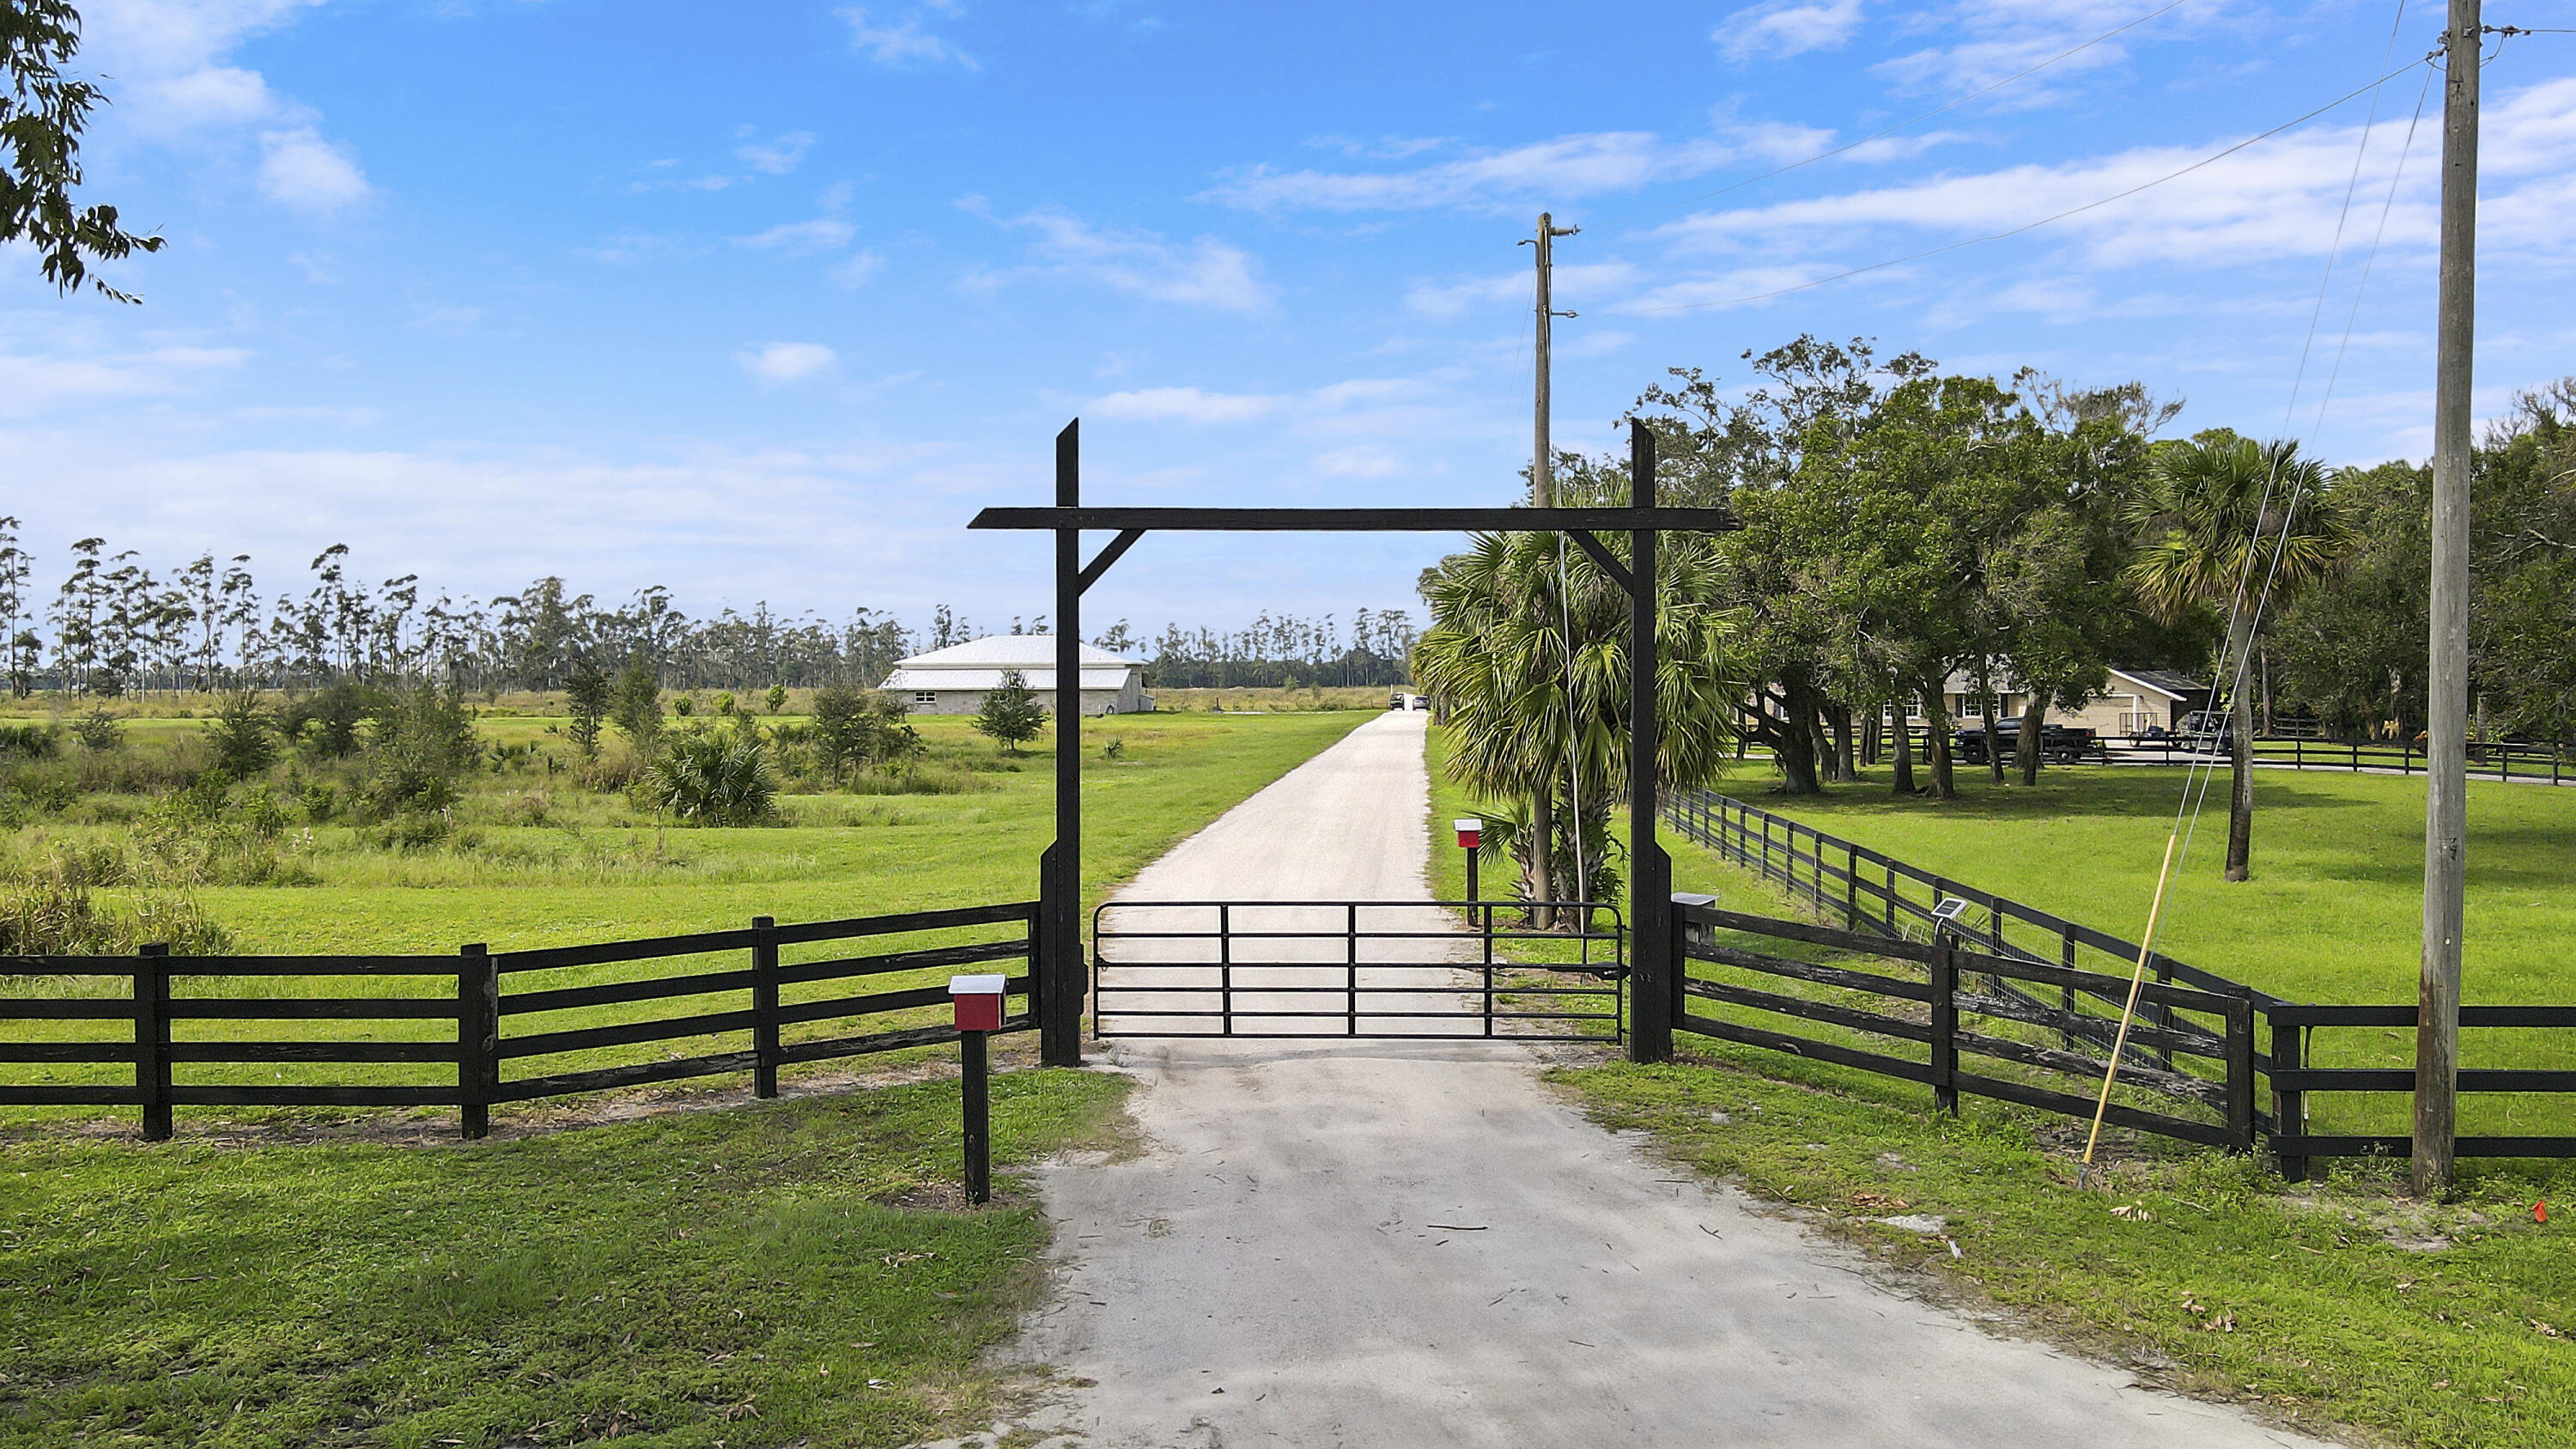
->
[879, 636, 1152, 717]
[1889, 667, 2209, 737]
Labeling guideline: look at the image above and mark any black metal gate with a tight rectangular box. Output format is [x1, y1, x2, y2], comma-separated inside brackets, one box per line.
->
[1091, 899, 1625, 1041]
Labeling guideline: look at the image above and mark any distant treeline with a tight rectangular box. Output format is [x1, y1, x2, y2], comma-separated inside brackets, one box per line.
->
[0, 529, 1417, 697]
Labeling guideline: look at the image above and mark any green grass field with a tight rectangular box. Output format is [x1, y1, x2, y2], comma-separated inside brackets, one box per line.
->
[0, 1068, 1130, 1448]
[1, 704, 1379, 1445]
[1696, 764, 2576, 1008]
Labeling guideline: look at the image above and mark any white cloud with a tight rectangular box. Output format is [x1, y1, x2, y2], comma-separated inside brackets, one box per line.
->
[1093, 387, 1284, 423]
[1715, 0, 1865, 62]
[989, 209, 1273, 314]
[258, 127, 371, 212]
[741, 218, 859, 253]
[838, 6, 978, 69]
[830, 250, 888, 288]
[82, 2, 374, 215]
[735, 131, 817, 174]
[0, 344, 248, 417]
[1206, 132, 1728, 214]
[737, 342, 838, 383]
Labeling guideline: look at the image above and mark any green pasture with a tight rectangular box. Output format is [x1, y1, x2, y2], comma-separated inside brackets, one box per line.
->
[3, 709, 1373, 1124]
[0, 1068, 1132, 1448]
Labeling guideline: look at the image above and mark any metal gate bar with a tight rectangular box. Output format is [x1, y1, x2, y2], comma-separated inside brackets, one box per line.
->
[1091, 899, 1625, 1042]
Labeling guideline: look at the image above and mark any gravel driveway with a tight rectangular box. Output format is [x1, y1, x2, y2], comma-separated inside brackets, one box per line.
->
[944, 711, 2328, 1448]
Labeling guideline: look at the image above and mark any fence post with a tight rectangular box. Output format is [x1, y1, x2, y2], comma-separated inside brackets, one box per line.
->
[135, 944, 172, 1142]
[1844, 841, 1858, 928]
[1884, 861, 1897, 935]
[2269, 1010, 2306, 1180]
[1929, 933, 1959, 1115]
[751, 916, 781, 1099]
[2059, 924, 2079, 1050]
[2154, 962, 2176, 1070]
[457, 943, 495, 1141]
[2224, 996, 2257, 1155]
[1481, 902, 1496, 1038]
[1218, 904, 1234, 1037]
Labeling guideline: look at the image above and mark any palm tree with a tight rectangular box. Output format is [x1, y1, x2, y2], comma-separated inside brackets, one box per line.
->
[1414, 529, 1741, 916]
[2124, 437, 2348, 880]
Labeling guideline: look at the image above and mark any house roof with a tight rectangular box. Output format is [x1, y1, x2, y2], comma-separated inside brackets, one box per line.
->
[896, 635, 1138, 669]
[881, 667, 1137, 691]
[2105, 667, 2207, 701]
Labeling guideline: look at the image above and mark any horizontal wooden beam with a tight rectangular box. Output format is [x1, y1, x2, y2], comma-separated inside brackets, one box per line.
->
[969, 505, 1741, 533]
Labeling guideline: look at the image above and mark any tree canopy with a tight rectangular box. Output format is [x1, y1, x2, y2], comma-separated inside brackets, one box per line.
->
[3, 0, 163, 300]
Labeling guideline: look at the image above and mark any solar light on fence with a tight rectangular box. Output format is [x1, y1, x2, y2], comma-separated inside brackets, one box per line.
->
[1929, 896, 1970, 943]
[950, 973, 1006, 1204]
[1454, 818, 1484, 903]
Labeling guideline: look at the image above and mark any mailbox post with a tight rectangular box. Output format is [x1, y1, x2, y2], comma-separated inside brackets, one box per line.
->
[951, 973, 1005, 1204]
[1454, 818, 1483, 904]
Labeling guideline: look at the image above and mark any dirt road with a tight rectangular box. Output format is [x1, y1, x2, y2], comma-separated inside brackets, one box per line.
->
[956, 711, 2325, 1448]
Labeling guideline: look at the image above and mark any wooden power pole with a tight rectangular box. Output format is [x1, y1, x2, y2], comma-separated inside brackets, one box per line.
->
[1521, 212, 1578, 920]
[1528, 212, 1579, 509]
[2416, 0, 2480, 1196]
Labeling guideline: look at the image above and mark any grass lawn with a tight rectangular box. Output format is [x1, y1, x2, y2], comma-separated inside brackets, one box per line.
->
[0, 1069, 1131, 1448]
[0, 708, 1375, 1443]
[1672, 764, 2576, 1142]
[1686, 763, 2576, 1009]
[190, 709, 1381, 953]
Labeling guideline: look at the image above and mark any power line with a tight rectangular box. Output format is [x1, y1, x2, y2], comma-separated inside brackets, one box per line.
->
[1595, 0, 2196, 230]
[1634, 54, 2439, 316]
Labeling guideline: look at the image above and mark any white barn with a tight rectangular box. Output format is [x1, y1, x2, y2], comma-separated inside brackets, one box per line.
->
[879, 636, 1152, 717]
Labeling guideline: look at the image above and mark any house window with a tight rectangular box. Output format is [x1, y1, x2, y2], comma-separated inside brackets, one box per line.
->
[914, 692, 937, 705]
[1961, 697, 1984, 719]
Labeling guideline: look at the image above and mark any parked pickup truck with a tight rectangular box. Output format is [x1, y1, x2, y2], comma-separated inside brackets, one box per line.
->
[1952, 717, 2105, 764]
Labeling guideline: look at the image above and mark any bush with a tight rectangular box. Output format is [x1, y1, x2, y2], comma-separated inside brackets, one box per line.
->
[355, 685, 480, 817]
[70, 709, 122, 752]
[646, 725, 777, 825]
[611, 664, 663, 746]
[0, 862, 233, 955]
[812, 687, 922, 779]
[280, 680, 381, 758]
[1, 721, 62, 760]
[206, 693, 277, 776]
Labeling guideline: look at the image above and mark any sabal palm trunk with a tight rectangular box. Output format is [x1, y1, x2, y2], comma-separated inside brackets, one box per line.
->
[1528, 787, 1557, 926]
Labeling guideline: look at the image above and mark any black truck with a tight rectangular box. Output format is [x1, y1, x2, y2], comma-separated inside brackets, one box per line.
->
[1951, 716, 2104, 765]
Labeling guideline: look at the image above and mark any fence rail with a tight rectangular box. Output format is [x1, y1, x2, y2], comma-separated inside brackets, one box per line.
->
[1678, 902, 2256, 1150]
[2101, 735, 2570, 785]
[1665, 788, 2576, 1170]
[1, 904, 1040, 1139]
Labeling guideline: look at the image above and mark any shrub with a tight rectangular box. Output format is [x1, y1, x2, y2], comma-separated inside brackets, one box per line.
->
[281, 680, 381, 758]
[301, 782, 337, 823]
[646, 725, 777, 825]
[70, 709, 122, 752]
[355, 685, 480, 817]
[1, 721, 61, 760]
[206, 692, 276, 776]
[0, 862, 232, 956]
[812, 687, 921, 779]
[714, 691, 737, 716]
[765, 684, 788, 715]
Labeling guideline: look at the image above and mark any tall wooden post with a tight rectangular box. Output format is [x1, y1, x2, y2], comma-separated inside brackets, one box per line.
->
[1045, 420, 1086, 1067]
[1625, 420, 1674, 1064]
[2415, 0, 2479, 1196]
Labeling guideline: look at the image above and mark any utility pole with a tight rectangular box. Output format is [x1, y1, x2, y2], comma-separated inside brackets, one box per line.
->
[1521, 211, 1578, 922]
[1526, 212, 1580, 509]
[2415, 0, 2479, 1197]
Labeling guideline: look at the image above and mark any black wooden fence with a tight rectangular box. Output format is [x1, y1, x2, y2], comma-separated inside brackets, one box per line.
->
[2103, 735, 2570, 785]
[1665, 788, 2576, 1169]
[1, 903, 1038, 1140]
[1677, 901, 2256, 1150]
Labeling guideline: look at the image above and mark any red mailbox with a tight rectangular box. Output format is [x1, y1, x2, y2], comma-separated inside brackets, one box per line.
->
[1453, 818, 1482, 850]
[950, 973, 1006, 1032]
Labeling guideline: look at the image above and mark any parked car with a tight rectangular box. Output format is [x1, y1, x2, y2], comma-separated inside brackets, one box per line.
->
[2176, 710, 2237, 748]
[1407, 694, 1431, 711]
[1952, 716, 2103, 764]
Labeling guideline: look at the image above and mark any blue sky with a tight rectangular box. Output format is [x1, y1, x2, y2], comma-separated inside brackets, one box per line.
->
[5, 0, 2573, 641]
